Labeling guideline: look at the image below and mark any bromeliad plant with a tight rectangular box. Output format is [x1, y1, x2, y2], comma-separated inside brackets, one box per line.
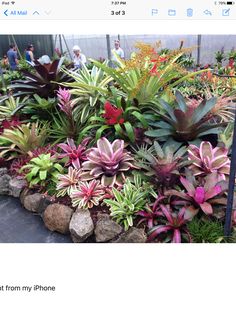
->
[104, 176, 153, 231]
[166, 172, 227, 215]
[81, 137, 135, 187]
[70, 180, 105, 209]
[61, 62, 113, 123]
[56, 166, 82, 197]
[20, 153, 63, 188]
[9, 58, 73, 98]
[0, 122, 47, 160]
[57, 138, 89, 169]
[188, 141, 230, 180]
[91, 43, 205, 106]
[145, 91, 225, 142]
[90, 93, 148, 142]
[135, 140, 189, 187]
[148, 205, 192, 243]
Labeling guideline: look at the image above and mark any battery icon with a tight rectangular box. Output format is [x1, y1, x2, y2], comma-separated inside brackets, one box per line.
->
[227, 2, 233, 4]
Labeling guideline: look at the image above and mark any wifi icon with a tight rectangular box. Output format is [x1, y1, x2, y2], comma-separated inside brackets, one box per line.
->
[11, 1, 15, 4]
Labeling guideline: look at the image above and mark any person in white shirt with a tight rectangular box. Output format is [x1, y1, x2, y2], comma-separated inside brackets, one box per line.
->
[111, 40, 125, 65]
[72, 45, 87, 69]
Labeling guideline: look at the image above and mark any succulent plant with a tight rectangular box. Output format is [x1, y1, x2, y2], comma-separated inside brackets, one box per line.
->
[148, 205, 192, 243]
[70, 180, 105, 209]
[166, 173, 227, 215]
[81, 137, 134, 187]
[145, 91, 225, 142]
[135, 140, 189, 186]
[56, 166, 82, 197]
[188, 141, 230, 180]
[57, 138, 89, 169]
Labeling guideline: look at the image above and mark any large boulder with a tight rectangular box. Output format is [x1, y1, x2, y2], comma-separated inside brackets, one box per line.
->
[0, 174, 11, 195]
[9, 177, 27, 198]
[70, 209, 94, 243]
[43, 203, 74, 234]
[24, 193, 43, 213]
[113, 227, 147, 243]
[95, 213, 122, 242]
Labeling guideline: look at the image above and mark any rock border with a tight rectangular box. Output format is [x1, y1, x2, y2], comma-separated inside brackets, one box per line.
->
[0, 169, 147, 243]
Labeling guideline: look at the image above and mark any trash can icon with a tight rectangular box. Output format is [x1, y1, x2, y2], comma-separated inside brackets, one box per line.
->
[187, 8, 193, 17]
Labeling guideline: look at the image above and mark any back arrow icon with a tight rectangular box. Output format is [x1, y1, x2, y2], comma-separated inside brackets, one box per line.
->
[4, 9, 8, 16]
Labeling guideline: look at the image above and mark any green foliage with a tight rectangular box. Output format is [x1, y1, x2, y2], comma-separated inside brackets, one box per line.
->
[104, 176, 154, 230]
[145, 91, 225, 142]
[0, 122, 47, 159]
[91, 92, 148, 143]
[187, 218, 225, 243]
[21, 153, 63, 188]
[13, 94, 56, 121]
[91, 54, 205, 106]
[61, 62, 112, 123]
[0, 95, 29, 121]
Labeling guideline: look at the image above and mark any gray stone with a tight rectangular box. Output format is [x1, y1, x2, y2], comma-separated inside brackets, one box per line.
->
[113, 227, 147, 243]
[37, 196, 54, 214]
[0, 174, 11, 195]
[95, 213, 122, 242]
[0, 168, 8, 176]
[24, 193, 43, 213]
[20, 188, 30, 205]
[44, 203, 74, 234]
[70, 209, 94, 243]
[9, 177, 27, 198]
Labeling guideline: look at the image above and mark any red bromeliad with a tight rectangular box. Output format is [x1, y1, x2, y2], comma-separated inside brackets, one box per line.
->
[102, 101, 124, 125]
[148, 205, 192, 243]
[0, 117, 21, 134]
[57, 138, 89, 169]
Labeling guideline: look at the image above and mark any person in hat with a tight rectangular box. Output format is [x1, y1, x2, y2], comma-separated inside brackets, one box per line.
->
[111, 40, 124, 62]
[38, 55, 52, 71]
[72, 45, 87, 69]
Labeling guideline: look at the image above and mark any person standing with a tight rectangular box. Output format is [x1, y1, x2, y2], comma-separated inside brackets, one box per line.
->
[111, 39, 125, 65]
[25, 44, 35, 62]
[72, 45, 87, 69]
[7, 44, 19, 71]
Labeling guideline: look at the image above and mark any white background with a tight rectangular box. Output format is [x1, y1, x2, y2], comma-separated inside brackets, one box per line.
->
[0, 17, 236, 314]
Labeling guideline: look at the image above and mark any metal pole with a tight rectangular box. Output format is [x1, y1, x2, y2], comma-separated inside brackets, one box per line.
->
[62, 35, 73, 60]
[106, 34, 111, 61]
[59, 34, 63, 55]
[197, 34, 201, 66]
[224, 110, 236, 236]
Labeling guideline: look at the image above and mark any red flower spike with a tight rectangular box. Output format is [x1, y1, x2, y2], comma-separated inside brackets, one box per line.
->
[103, 102, 124, 125]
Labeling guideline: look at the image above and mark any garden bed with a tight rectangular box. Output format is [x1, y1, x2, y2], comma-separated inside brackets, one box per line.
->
[0, 41, 236, 243]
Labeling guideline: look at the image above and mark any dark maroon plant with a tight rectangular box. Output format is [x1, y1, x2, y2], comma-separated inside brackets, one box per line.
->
[148, 205, 192, 243]
[137, 195, 165, 228]
[0, 116, 21, 134]
[57, 138, 89, 169]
